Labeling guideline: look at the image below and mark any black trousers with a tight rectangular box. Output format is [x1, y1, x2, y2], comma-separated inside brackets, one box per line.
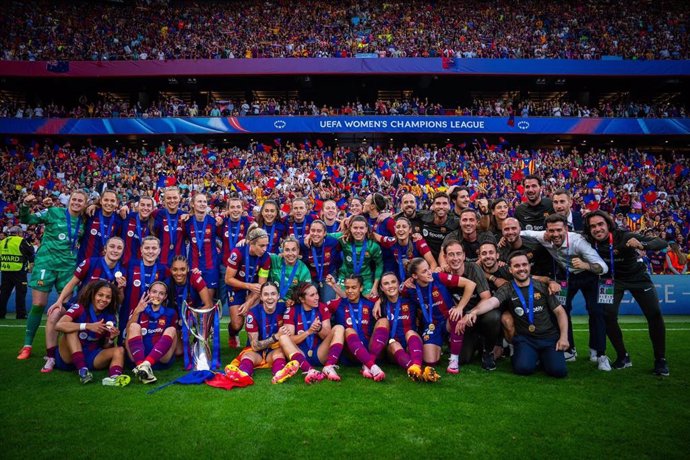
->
[605, 282, 666, 360]
[0, 270, 28, 318]
[460, 309, 502, 364]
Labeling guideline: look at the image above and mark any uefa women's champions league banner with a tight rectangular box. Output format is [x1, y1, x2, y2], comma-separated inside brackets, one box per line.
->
[1, 116, 690, 136]
[4, 275, 690, 315]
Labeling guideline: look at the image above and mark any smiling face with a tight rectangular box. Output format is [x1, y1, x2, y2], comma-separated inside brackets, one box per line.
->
[68, 192, 88, 215]
[524, 178, 541, 204]
[394, 219, 411, 241]
[260, 283, 279, 309]
[301, 285, 320, 308]
[261, 202, 278, 224]
[350, 220, 368, 242]
[92, 286, 113, 312]
[552, 193, 572, 216]
[164, 189, 181, 212]
[444, 242, 465, 271]
[148, 283, 167, 306]
[250, 236, 269, 257]
[309, 222, 326, 245]
[282, 241, 300, 264]
[141, 239, 161, 264]
[291, 200, 307, 221]
[100, 191, 119, 215]
[479, 243, 498, 270]
[322, 201, 338, 221]
[502, 218, 521, 244]
[349, 198, 363, 216]
[492, 200, 509, 220]
[412, 260, 433, 285]
[546, 221, 567, 247]
[509, 254, 531, 282]
[171, 259, 189, 284]
[138, 197, 154, 219]
[455, 189, 470, 210]
[431, 197, 450, 219]
[227, 199, 243, 220]
[460, 212, 478, 236]
[588, 215, 610, 242]
[104, 238, 124, 262]
[400, 193, 417, 217]
[380, 273, 400, 299]
[192, 194, 207, 215]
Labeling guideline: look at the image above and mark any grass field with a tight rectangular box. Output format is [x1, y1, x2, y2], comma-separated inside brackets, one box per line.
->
[1, 315, 689, 460]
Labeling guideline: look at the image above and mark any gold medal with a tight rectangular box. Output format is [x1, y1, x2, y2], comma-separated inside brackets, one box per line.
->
[428, 323, 436, 332]
[307, 350, 314, 358]
[528, 324, 536, 333]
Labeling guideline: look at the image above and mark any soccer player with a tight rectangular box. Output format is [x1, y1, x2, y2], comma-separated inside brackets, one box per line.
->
[301, 220, 342, 302]
[440, 239, 497, 370]
[522, 214, 610, 369]
[120, 195, 155, 266]
[268, 236, 312, 302]
[327, 274, 388, 381]
[375, 216, 436, 282]
[153, 186, 185, 266]
[374, 272, 434, 382]
[514, 175, 554, 231]
[254, 199, 286, 254]
[583, 210, 670, 376]
[320, 200, 341, 233]
[225, 228, 271, 348]
[184, 193, 220, 298]
[225, 282, 300, 384]
[405, 258, 476, 375]
[218, 196, 252, 312]
[286, 197, 313, 244]
[363, 193, 396, 237]
[125, 281, 178, 383]
[54, 280, 130, 386]
[336, 216, 383, 298]
[121, 236, 170, 339]
[17, 190, 88, 361]
[347, 197, 364, 217]
[42, 236, 127, 372]
[77, 189, 122, 263]
[461, 251, 570, 378]
[278, 282, 345, 383]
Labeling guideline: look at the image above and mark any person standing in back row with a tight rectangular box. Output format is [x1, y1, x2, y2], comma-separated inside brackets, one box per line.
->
[0, 226, 35, 319]
[515, 175, 554, 231]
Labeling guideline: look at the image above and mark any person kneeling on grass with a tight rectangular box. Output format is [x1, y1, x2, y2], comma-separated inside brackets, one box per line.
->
[225, 281, 300, 384]
[277, 282, 345, 384]
[460, 251, 569, 378]
[125, 281, 178, 384]
[54, 280, 130, 386]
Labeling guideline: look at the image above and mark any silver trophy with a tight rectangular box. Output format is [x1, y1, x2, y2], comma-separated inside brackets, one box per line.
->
[181, 300, 221, 371]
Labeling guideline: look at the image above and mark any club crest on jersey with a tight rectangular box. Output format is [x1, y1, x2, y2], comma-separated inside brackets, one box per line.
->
[534, 293, 542, 300]
[158, 318, 166, 327]
[90, 228, 98, 236]
[133, 279, 141, 287]
[402, 305, 409, 313]
[363, 308, 369, 315]
[432, 291, 440, 298]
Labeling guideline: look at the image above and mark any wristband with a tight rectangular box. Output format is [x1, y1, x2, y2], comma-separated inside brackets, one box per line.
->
[79, 323, 86, 331]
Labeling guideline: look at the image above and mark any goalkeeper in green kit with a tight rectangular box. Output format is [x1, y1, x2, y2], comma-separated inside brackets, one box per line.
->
[16, 190, 88, 361]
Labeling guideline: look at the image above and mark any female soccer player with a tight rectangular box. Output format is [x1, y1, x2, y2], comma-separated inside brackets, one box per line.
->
[286, 197, 313, 244]
[269, 236, 312, 302]
[217, 196, 252, 313]
[375, 216, 436, 281]
[120, 195, 155, 266]
[225, 228, 271, 348]
[254, 200, 286, 254]
[347, 197, 364, 217]
[405, 257, 476, 374]
[168, 256, 214, 367]
[225, 282, 300, 384]
[364, 192, 396, 237]
[153, 186, 185, 266]
[278, 282, 345, 383]
[301, 220, 342, 302]
[42, 236, 127, 372]
[327, 274, 389, 381]
[336, 216, 383, 298]
[17, 189, 87, 361]
[374, 272, 434, 382]
[125, 281, 178, 384]
[54, 280, 129, 386]
[184, 193, 220, 298]
[78, 189, 121, 263]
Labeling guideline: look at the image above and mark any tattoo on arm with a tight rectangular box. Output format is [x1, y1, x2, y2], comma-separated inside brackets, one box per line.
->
[251, 336, 275, 351]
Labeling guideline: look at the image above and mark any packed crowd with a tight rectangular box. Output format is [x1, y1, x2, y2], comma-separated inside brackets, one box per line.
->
[1, 0, 688, 61]
[2, 96, 687, 119]
[2, 138, 689, 259]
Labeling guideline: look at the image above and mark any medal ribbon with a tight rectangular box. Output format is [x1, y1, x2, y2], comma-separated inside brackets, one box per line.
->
[351, 240, 368, 275]
[512, 280, 534, 327]
[415, 283, 434, 325]
[279, 260, 299, 299]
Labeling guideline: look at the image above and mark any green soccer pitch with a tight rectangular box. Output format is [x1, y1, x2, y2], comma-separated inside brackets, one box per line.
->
[1, 316, 689, 460]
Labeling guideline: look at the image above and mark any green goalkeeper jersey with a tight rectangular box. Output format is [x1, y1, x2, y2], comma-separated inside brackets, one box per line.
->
[19, 205, 84, 269]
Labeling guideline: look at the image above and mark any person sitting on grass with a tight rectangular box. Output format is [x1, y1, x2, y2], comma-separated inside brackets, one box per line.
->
[54, 280, 130, 386]
[125, 281, 178, 384]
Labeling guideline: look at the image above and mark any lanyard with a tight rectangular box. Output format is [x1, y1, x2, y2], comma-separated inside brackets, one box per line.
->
[139, 261, 159, 290]
[293, 219, 307, 240]
[395, 243, 406, 281]
[259, 307, 272, 340]
[608, 232, 615, 281]
[347, 299, 363, 336]
[388, 298, 401, 338]
[227, 219, 241, 249]
[135, 214, 149, 242]
[512, 280, 534, 326]
[300, 306, 317, 351]
[65, 209, 81, 254]
[178, 283, 189, 308]
[553, 232, 570, 281]
[99, 211, 114, 247]
[311, 244, 326, 282]
[193, 216, 206, 257]
[100, 258, 120, 282]
[265, 223, 276, 251]
[243, 245, 257, 283]
[415, 283, 434, 324]
[279, 260, 299, 299]
[144, 304, 163, 322]
[165, 209, 179, 249]
[351, 240, 368, 275]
